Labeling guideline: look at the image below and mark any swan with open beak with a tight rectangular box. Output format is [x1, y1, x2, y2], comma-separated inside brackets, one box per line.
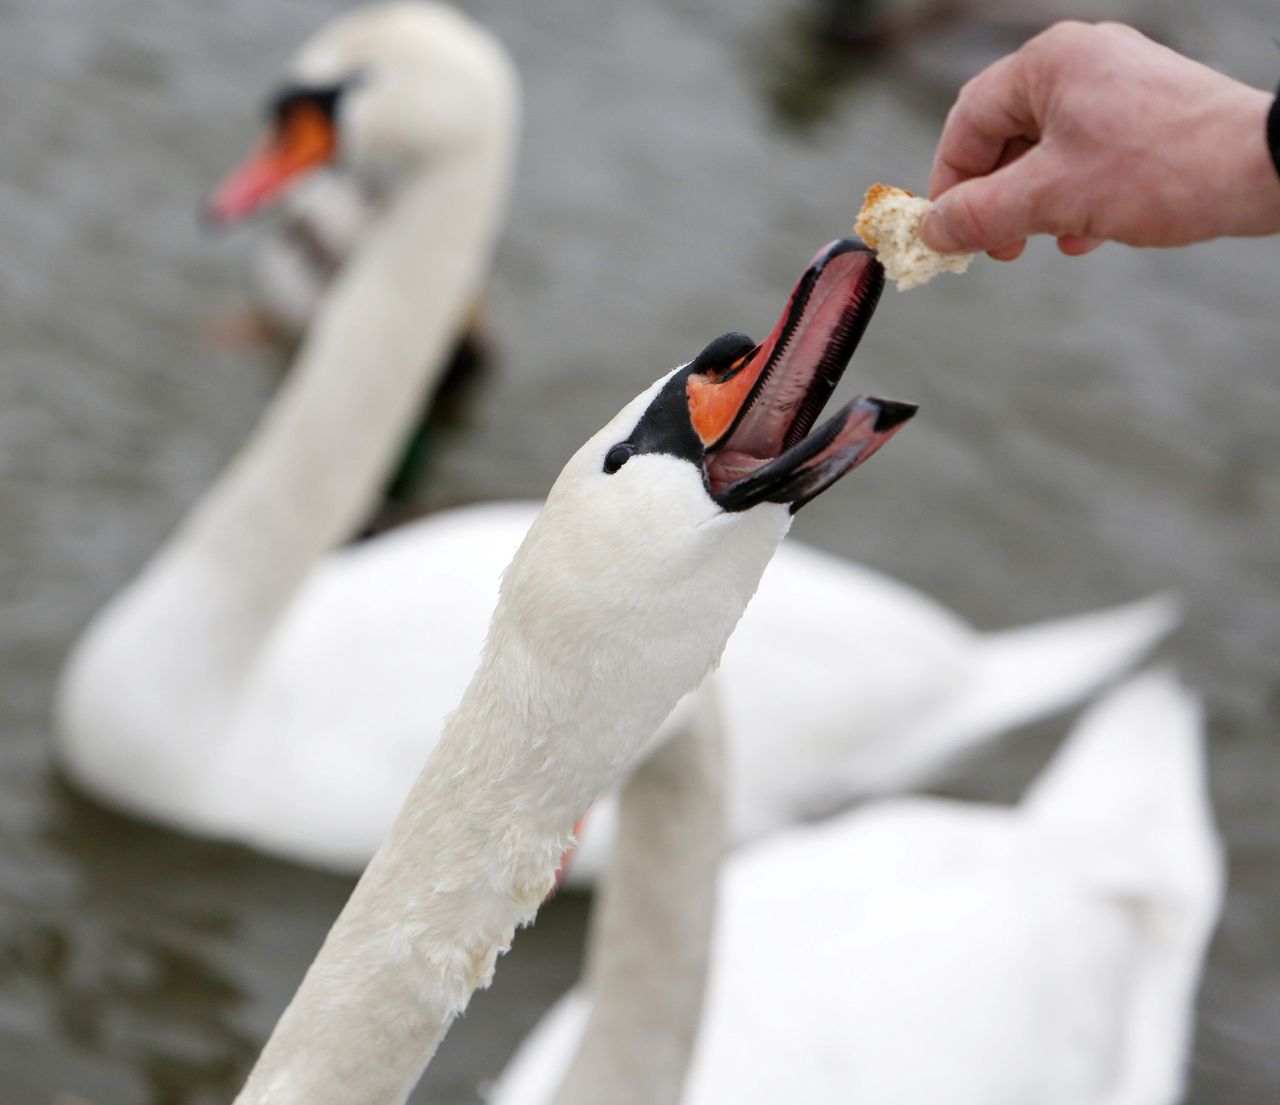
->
[603, 236, 912, 514]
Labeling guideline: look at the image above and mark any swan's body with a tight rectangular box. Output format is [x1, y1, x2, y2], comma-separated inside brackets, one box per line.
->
[230, 237, 915, 1103]
[493, 669, 1224, 1105]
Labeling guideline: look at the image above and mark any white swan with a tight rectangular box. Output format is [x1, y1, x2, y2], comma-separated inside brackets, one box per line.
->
[230, 237, 914, 1104]
[56, 0, 521, 831]
[492, 667, 1224, 1105]
[56, 1, 1173, 876]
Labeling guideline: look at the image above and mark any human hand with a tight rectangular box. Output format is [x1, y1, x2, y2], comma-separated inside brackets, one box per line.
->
[922, 21, 1280, 260]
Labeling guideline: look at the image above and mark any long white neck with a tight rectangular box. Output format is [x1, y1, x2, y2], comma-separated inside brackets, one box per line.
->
[231, 531, 738, 1105]
[551, 683, 724, 1105]
[99, 90, 516, 695]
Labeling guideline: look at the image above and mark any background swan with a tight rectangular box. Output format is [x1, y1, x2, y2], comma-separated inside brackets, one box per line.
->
[493, 668, 1224, 1105]
[231, 236, 912, 1105]
[56, 0, 521, 830]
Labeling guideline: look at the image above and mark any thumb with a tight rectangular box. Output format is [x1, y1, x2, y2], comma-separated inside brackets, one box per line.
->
[923, 154, 1049, 254]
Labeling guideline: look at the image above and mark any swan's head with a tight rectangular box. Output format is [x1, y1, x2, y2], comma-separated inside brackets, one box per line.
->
[501, 239, 913, 693]
[207, 2, 517, 224]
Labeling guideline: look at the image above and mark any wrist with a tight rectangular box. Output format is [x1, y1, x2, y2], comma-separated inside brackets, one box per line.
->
[1268, 81, 1280, 181]
[1224, 84, 1280, 237]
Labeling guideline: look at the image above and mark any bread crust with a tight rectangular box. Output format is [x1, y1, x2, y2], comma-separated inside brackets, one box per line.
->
[854, 183, 972, 291]
[854, 183, 914, 248]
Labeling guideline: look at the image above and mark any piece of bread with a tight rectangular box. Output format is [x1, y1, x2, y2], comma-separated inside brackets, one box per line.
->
[855, 183, 973, 291]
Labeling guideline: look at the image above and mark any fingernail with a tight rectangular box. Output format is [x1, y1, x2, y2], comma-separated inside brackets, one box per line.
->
[923, 207, 964, 253]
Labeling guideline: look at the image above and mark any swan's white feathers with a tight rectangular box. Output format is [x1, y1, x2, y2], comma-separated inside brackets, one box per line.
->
[1023, 667, 1222, 905]
[491, 671, 1223, 1105]
[810, 591, 1183, 804]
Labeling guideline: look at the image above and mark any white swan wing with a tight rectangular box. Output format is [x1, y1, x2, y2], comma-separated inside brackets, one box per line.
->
[1021, 668, 1224, 1105]
[682, 802, 1133, 1105]
[504, 673, 1218, 1105]
[694, 671, 1219, 1105]
[502, 803, 1144, 1105]
[828, 592, 1183, 800]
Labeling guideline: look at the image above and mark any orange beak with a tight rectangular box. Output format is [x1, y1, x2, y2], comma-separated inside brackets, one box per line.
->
[686, 239, 881, 452]
[206, 102, 337, 225]
[687, 349, 758, 450]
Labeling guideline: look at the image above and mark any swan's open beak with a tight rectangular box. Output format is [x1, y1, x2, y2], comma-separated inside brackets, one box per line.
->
[691, 238, 915, 513]
[205, 102, 337, 226]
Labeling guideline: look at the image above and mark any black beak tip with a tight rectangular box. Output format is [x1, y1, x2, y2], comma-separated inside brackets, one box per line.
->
[817, 235, 878, 266]
[871, 398, 918, 433]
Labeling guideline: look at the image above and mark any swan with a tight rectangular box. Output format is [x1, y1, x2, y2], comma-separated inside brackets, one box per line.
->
[55, 0, 1172, 875]
[230, 236, 914, 1104]
[491, 667, 1224, 1105]
[56, 0, 522, 831]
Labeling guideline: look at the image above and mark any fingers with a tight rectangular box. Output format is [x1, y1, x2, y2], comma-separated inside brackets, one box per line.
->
[928, 50, 1038, 200]
[1056, 235, 1102, 255]
[974, 139, 1033, 260]
[987, 241, 1026, 262]
[923, 148, 1052, 253]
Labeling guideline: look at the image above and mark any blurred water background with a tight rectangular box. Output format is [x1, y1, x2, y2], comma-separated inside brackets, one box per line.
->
[1, 0, 1278, 1101]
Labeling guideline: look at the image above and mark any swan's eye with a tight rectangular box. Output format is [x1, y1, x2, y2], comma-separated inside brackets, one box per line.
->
[603, 444, 636, 474]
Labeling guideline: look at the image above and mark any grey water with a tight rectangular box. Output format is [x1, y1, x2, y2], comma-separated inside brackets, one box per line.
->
[1, 0, 1278, 1101]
